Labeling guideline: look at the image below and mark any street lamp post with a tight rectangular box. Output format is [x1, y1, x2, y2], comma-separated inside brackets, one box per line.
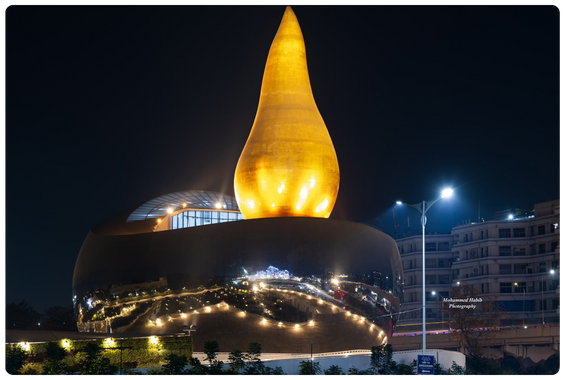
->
[541, 269, 555, 326]
[514, 282, 526, 328]
[396, 188, 453, 354]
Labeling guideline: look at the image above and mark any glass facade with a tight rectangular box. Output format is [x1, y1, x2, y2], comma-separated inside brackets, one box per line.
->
[171, 210, 244, 229]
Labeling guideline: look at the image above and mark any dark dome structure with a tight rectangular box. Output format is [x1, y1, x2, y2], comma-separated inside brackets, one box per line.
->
[73, 190, 403, 353]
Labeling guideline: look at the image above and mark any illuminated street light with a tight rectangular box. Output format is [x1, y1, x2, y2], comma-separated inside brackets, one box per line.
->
[396, 188, 453, 355]
[441, 188, 453, 198]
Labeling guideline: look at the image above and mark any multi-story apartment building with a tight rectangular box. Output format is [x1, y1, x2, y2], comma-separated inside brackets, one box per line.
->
[397, 199, 559, 330]
[398, 234, 455, 326]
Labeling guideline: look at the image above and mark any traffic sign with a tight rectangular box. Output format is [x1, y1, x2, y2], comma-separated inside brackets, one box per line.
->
[417, 354, 435, 375]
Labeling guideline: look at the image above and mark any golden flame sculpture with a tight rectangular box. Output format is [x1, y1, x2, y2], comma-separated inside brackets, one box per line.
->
[234, 6, 339, 219]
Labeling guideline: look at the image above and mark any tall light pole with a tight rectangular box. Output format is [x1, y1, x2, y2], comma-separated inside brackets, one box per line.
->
[514, 282, 526, 328]
[396, 188, 453, 354]
[541, 269, 555, 326]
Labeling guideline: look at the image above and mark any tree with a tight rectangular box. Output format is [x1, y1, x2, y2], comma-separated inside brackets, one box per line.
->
[324, 364, 344, 375]
[42, 341, 68, 374]
[269, 366, 285, 375]
[370, 344, 394, 374]
[434, 362, 447, 375]
[98, 357, 119, 377]
[543, 353, 561, 377]
[162, 353, 188, 374]
[41, 305, 75, 331]
[6, 344, 29, 374]
[447, 361, 465, 375]
[499, 355, 522, 374]
[441, 282, 505, 360]
[347, 366, 361, 375]
[394, 362, 415, 375]
[243, 342, 266, 374]
[6, 300, 41, 330]
[227, 349, 246, 374]
[79, 342, 102, 377]
[299, 360, 321, 375]
[203, 340, 219, 365]
[465, 356, 500, 375]
[187, 357, 206, 375]
[203, 340, 223, 374]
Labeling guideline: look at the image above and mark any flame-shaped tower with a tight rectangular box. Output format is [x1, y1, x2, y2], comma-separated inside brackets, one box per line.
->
[234, 7, 340, 219]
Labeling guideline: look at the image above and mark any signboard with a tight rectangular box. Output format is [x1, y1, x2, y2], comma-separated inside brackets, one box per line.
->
[417, 354, 435, 375]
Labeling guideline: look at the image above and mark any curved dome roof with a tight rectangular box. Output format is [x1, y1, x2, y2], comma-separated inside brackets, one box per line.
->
[126, 190, 240, 222]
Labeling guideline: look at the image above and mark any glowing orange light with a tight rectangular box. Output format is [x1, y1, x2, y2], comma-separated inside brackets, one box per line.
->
[234, 6, 339, 219]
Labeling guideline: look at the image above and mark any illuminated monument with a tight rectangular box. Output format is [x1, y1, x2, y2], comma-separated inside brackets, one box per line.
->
[235, 7, 339, 219]
[73, 7, 403, 354]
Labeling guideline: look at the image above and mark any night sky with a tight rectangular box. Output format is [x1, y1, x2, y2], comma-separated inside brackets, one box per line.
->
[6, 6, 559, 312]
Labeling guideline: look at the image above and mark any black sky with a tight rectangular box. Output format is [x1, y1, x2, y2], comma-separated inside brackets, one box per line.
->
[6, 5, 559, 312]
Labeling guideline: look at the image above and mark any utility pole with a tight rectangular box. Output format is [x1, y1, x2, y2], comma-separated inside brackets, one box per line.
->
[393, 206, 399, 239]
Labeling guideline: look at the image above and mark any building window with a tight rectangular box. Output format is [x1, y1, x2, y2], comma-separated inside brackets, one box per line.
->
[438, 242, 450, 251]
[551, 223, 557, 233]
[439, 291, 449, 299]
[499, 246, 511, 256]
[425, 275, 436, 285]
[514, 264, 527, 275]
[425, 242, 437, 251]
[425, 259, 437, 268]
[538, 225, 546, 235]
[539, 280, 547, 292]
[514, 282, 526, 293]
[500, 282, 512, 293]
[513, 228, 525, 237]
[499, 228, 511, 238]
[438, 259, 451, 268]
[425, 292, 438, 302]
[539, 244, 546, 254]
[551, 242, 558, 252]
[499, 264, 512, 274]
[538, 262, 546, 273]
[438, 275, 450, 284]
[171, 210, 243, 230]
[513, 248, 526, 256]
